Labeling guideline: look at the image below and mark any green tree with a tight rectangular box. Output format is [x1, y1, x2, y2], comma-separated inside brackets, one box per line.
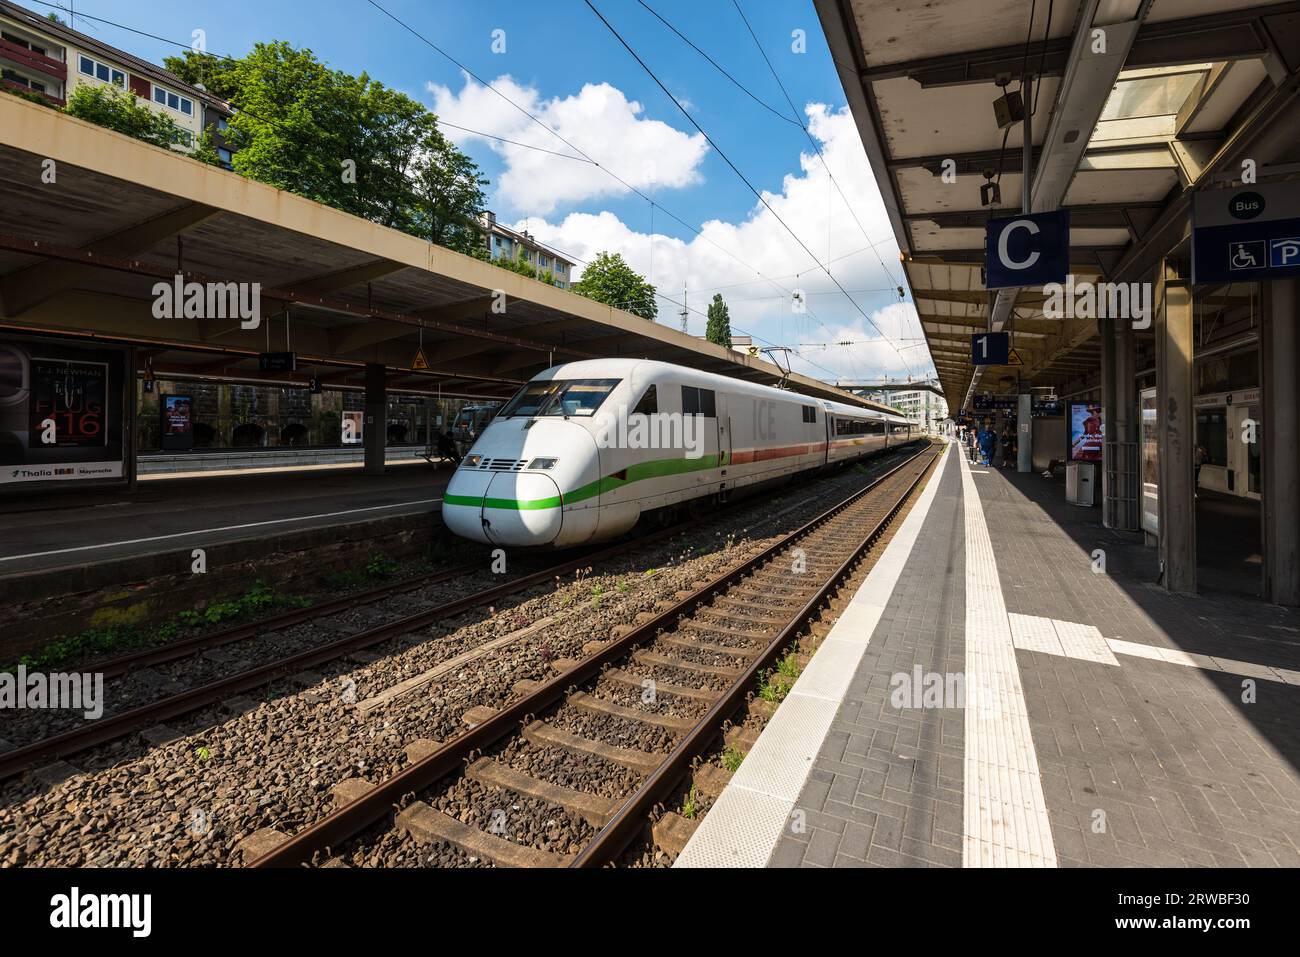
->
[162, 51, 241, 101]
[572, 251, 657, 320]
[411, 132, 488, 254]
[164, 43, 489, 251]
[705, 293, 733, 348]
[63, 84, 201, 155]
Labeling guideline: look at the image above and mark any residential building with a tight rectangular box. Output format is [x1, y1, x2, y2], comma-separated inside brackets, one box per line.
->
[478, 211, 576, 289]
[0, 1, 234, 165]
[884, 388, 949, 432]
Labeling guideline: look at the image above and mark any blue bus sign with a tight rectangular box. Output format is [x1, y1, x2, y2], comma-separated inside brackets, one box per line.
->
[984, 210, 1070, 289]
[1192, 183, 1300, 284]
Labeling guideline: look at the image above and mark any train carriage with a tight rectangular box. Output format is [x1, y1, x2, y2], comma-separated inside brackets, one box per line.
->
[442, 359, 912, 547]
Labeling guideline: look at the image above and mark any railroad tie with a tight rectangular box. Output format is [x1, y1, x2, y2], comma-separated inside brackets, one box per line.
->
[652, 811, 698, 857]
[466, 758, 617, 828]
[659, 633, 759, 661]
[633, 648, 743, 679]
[604, 668, 717, 703]
[522, 721, 662, 776]
[395, 801, 571, 868]
[568, 690, 695, 733]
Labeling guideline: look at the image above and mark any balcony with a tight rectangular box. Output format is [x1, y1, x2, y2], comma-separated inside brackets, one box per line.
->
[2, 77, 63, 107]
[0, 37, 67, 81]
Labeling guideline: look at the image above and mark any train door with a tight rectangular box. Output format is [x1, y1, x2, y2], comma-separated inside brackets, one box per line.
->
[717, 393, 732, 479]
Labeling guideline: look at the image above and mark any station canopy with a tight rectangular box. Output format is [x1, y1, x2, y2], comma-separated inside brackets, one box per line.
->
[817, 0, 1300, 407]
[0, 93, 888, 411]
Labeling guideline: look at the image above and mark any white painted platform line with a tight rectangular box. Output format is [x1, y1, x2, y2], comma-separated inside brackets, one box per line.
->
[1010, 614, 1118, 666]
[0, 498, 443, 563]
[1107, 637, 1300, 685]
[959, 450, 1057, 867]
[1007, 615, 1300, 685]
[674, 446, 952, 868]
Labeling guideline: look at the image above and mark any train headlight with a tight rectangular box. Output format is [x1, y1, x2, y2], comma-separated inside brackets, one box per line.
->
[465, 454, 482, 467]
[527, 457, 558, 470]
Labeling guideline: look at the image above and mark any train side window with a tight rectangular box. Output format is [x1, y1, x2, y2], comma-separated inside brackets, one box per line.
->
[681, 386, 715, 417]
[802, 406, 816, 423]
[632, 385, 658, 416]
[681, 385, 699, 415]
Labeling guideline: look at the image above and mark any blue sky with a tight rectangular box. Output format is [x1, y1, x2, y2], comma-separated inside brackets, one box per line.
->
[23, 0, 934, 384]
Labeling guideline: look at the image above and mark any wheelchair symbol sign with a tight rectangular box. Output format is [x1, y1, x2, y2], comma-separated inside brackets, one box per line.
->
[1271, 237, 1300, 268]
[1229, 241, 1265, 271]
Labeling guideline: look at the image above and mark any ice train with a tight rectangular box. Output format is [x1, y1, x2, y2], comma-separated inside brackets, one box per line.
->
[441, 359, 913, 547]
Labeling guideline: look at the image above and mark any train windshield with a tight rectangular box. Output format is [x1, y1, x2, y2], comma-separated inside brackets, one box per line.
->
[500, 378, 621, 418]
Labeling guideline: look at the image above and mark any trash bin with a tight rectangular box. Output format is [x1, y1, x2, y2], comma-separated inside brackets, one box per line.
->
[1066, 462, 1097, 506]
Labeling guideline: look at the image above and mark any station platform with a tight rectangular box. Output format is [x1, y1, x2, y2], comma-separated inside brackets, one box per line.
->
[0, 459, 450, 575]
[678, 439, 1300, 868]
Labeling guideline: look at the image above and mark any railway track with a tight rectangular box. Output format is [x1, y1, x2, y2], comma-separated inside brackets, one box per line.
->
[0, 446, 923, 787]
[250, 442, 940, 868]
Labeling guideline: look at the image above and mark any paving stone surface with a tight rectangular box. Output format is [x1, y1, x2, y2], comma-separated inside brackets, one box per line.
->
[769, 448, 1300, 867]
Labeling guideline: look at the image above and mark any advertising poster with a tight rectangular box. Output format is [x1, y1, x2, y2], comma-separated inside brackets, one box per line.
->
[1140, 388, 1159, 535]
[0, 338, 127, 485]
[160, 394, 194, 451]
[1068, 401, 1105, 462]
[342, 410, 364, 445]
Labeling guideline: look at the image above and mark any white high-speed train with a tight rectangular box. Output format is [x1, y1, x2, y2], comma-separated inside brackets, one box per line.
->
[442, 359, 913, 547]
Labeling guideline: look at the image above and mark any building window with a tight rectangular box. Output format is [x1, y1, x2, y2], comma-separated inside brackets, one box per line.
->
[217, 147, 233, 167]
[3, 69, 46, 93]
[2, 31, 49, 57]
[79, 55, 125, 87]
[153, 85, 193, 116]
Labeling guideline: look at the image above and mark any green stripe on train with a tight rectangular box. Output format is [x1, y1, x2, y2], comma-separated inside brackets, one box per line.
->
[444, 453, 724, 511]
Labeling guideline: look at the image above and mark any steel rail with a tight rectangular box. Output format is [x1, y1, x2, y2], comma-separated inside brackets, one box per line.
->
[0, 527, 688, 783]
[249, 442, 936, 868]
[573, 446, 939, 866]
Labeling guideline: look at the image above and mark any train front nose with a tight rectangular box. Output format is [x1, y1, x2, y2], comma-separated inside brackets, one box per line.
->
[441, 469, 564, 546]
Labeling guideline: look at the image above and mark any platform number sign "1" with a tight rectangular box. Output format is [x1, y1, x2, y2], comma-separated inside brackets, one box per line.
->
[971, 331, 1010, 366]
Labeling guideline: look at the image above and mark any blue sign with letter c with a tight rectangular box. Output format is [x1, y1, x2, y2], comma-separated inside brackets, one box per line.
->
[984, 210, 1070, 289]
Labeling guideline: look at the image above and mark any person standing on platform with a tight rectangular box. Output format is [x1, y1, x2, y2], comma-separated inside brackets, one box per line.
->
[977, 422, 997, 466]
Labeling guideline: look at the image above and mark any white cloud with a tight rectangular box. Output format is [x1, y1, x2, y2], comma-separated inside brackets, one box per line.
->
[427, 73, 708, 214]
[519, 103, 933, 383]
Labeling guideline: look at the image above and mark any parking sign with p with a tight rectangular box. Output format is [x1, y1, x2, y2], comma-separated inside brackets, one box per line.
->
[1192, 183, 1300, 284]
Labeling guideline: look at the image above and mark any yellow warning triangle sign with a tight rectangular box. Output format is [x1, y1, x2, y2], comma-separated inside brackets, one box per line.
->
[1006, 348, 1023, 366]
[411, 346, 430, 371]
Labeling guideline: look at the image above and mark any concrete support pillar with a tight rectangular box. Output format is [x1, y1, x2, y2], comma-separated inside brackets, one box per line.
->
[1154, 263, 1195, 595]
[1100, 312, 1139, 529]
[1017, 393, 1032, 472]
[1099, 314, 1118, 524]
[364, 362, 386, 476]
[125, 346, 138, 492]
[1261, 279, 1300, 606]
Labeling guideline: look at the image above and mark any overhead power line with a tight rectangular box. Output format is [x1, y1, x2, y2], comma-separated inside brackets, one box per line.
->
[583, 0, 913, 377]
[361, 0, 863, 373]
